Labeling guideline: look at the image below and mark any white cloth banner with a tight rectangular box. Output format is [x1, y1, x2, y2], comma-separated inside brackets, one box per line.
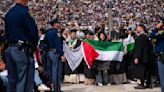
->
[63, 42, 83, 71]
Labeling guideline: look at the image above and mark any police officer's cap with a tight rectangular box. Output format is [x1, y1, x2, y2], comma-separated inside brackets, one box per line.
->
[49, 18, 60, 26]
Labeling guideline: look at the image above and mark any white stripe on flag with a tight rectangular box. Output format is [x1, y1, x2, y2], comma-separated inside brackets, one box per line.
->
[96, 50, 124, 62]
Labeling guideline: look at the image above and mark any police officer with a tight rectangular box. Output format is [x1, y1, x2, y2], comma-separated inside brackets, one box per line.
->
[4, 0, 39, 92]
[44, 18, 65, 92]
[150, 21, 164, 92]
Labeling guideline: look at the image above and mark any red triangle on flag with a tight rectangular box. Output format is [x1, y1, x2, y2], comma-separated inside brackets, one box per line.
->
[82, 41, 99, 69]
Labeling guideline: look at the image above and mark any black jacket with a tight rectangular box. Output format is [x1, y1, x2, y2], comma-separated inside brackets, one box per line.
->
[134, 34, 151, 63]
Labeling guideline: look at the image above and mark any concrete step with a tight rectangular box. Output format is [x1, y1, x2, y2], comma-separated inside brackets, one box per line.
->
[123, 84, 160, 92]
[61, 83, 161, 92]
[39, 91, 45, 92]
[61, 84, 126, 92]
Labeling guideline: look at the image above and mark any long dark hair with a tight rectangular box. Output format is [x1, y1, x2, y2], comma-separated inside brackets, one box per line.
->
[98, 31, 107, 41]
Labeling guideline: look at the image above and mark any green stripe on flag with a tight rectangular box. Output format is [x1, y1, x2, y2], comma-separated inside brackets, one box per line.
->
[127, 43, 135, 52]
[85, 39, 124, 51]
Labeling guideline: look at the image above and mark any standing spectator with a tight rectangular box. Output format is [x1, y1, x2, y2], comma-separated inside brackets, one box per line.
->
[0, 61, 7, 92]
[133, 24, 152, 89]
[150, 21, 164, 92]
[33, 52, 50, 91]
[0, 28, 6, 92]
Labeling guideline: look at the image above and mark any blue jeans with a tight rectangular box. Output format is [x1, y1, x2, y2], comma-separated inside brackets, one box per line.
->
[158, 61, 164, 92]
[41, 51, 48, 74]
[96, 70, 109, 85]
[34, 70, 43, 86]
[0, 75, 8, 86]
[47, 50, 62, 92]
[5, 47, 35, 92]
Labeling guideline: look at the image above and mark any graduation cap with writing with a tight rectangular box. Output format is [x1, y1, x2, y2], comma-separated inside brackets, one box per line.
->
[49, 18, 60, 27]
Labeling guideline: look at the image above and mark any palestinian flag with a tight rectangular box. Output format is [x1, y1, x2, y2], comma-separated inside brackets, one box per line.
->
[127, 42, 135, 52]
[82, 40, 124, 69]
[124, 35, 135, 52]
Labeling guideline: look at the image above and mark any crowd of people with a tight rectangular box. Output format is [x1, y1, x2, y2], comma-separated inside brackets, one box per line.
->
[1, 0, 163, 31]
[0, 0, 164, 92]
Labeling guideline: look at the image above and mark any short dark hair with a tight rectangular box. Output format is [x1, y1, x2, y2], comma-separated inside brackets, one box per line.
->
[49, 18, 60, 27]
[95, 26, 101, 34]
[137, 24, 146, 31]
[40, 28, 46, 34]
[70, 29, 77, 33]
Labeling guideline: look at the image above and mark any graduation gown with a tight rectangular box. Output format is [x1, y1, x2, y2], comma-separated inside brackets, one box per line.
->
[133, 34, 151, 80]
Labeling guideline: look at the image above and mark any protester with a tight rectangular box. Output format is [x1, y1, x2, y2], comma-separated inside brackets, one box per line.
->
[64, 29, 83, 84]
[95, 31, 111, 86]
[83, 30, 96, 85]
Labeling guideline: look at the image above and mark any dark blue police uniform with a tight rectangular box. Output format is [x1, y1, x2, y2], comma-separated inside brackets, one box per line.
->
[44, 27, 63, 92]
[150, 28, 164, 92]
[5, 3, 38, 92]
